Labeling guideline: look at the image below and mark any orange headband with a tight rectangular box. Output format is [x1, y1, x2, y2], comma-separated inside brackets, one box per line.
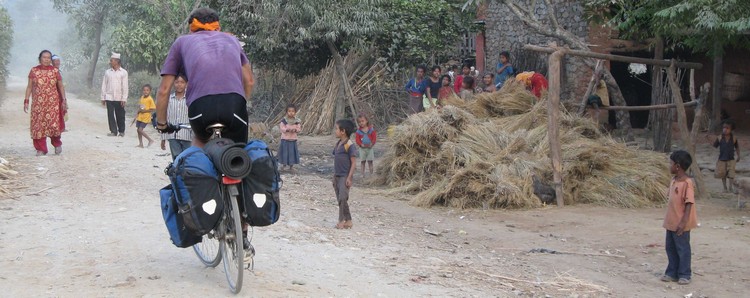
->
[190, 18, 220, 32]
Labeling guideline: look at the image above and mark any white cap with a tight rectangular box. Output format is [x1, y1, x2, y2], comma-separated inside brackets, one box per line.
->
[111, 52, 121, 60]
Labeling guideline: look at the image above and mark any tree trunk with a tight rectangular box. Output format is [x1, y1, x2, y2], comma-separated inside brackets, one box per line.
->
[577, 60, 603, 115]
[87, 9, 106, 89]
[326, 40, 357, 119]
[651, 36, 672, 152]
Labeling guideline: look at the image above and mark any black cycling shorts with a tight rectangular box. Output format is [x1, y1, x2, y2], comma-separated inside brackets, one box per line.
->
[188, 93, 249, 144]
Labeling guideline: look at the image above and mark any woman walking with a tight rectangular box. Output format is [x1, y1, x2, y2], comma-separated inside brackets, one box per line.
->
[24, 50, 67, 156]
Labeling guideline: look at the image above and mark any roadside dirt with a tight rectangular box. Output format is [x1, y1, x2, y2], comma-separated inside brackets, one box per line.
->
[1, 78, 749, 297]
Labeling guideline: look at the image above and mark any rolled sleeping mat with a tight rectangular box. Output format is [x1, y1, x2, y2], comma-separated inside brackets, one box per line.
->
[204, 138, 252, 179]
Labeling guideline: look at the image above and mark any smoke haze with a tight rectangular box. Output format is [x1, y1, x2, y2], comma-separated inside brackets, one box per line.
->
[4, 0, 69, 78]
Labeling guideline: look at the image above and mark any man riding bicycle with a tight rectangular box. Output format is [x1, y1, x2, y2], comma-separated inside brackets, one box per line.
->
[155, 7, 254, 257]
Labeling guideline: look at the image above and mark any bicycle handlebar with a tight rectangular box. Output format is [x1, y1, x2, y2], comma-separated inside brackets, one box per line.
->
[157, 122, 190, 134]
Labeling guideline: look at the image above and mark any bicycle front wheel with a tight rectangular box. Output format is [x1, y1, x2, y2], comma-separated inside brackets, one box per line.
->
[193, 231, 221, 267]
[220, 185, 244, 293]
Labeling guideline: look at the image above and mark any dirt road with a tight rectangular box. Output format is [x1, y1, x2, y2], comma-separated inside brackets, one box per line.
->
[1, 80, 749, 297]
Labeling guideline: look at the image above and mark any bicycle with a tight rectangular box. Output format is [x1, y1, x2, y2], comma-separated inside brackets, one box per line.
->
[168, 122, 252, 294]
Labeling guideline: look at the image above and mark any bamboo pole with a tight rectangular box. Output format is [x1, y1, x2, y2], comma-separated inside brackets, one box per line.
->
[548, 50, 565, 207]
[690, 83, 711, 199]
[667, 61, 708, 199]
[710, 41, 723, 132]
[599, 101, 698, 111]
[523, 45, 703, 69]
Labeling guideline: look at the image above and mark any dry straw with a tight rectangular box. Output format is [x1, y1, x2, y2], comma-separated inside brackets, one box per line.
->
[374, 81, 670, 209]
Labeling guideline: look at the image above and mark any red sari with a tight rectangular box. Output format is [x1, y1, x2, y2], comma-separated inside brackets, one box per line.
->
[28, 65, 63, 151]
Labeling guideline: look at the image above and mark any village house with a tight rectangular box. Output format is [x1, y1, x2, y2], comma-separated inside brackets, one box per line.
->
[464, 0, 750, 131]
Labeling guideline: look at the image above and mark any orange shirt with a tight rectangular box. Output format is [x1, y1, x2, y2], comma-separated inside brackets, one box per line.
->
[663, 178, 698, 232]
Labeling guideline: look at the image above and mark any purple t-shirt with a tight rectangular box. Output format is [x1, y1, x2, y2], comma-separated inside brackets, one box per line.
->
[161, 31, 249, 105]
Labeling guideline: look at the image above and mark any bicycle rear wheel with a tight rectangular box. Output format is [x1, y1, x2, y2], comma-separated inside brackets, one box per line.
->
[193, 231, 221, 267]
[220, 185, 244, 293]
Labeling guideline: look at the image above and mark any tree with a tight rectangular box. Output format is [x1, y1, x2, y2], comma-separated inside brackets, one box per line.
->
[587, 0, 750, 55]
[53, 0, 122, 88]
[221, 0, 389, 118]
[376, 0, 478, 69]
[110, 0, 203, 73]
[0, 6, 12, 85]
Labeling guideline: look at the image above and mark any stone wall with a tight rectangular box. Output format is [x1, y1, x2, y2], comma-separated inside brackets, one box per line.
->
[483, 0, 592, 100]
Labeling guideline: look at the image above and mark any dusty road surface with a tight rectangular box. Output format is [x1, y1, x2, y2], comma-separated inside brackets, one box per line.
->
[1, 79, 750, 297]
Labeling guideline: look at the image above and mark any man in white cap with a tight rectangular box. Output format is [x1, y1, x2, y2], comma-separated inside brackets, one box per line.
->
[101, 52, 129, 137]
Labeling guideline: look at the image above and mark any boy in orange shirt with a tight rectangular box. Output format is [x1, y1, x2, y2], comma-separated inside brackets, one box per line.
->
[661, 150, 698, 285]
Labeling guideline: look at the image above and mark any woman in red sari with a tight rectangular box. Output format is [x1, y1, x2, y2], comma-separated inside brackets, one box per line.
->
[24, 50, 67, 156]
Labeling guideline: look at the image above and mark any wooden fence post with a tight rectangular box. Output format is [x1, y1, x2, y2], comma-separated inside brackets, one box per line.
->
[548, 50, 565, 207]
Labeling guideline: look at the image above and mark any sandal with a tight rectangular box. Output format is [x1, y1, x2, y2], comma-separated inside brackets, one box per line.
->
[660, 275, 676, 282]
[677, 278, 691, 285]
[335, 222, 345, 229]
[54, 146, 62, 155]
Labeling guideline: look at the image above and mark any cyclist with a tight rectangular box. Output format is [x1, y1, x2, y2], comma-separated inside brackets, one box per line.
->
[155, 7, 254, 258]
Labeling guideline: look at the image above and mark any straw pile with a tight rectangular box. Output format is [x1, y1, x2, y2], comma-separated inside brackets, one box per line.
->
[374, 81, 670, 209]
[0, 157, 18, 198]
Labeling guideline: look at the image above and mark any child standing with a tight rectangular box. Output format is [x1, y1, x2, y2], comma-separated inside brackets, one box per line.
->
[661, 150, 698, 285]
[135, 84, 156, 148]
[711, 120, 741, 193]
[495, 51, 514, 89]
[437, 74, 455, 105]
[279, 104, 301, 172]
[459, 76, 476, 101]
[453, 63, 472, 94]
[423, 65, 442, 110]
[332, 119, 357, 229]
[355, 114, 377, 176]
[405, 65, 428, 114]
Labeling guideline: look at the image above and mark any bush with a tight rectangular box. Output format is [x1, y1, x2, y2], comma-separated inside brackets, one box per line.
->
[127, 70, 161, 109]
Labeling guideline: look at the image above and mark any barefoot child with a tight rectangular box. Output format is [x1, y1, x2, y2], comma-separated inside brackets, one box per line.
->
[355, 114, 377, 176]
[279, 104, 301, 172]
[661, 150, 698, 285]
[135, 84, 156, 148]
[711, 120, 741, 193]
[332, 119, 357, 229]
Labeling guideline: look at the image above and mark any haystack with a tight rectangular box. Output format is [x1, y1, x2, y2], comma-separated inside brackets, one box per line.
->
[374, 81, 670, 209]
[0, 157, 18, 197]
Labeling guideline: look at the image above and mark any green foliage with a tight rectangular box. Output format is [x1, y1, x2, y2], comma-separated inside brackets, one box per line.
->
[377, 0, 477, 70]
[111, 19, 172, 73]
[111, 0, 201, 74]
[0, 6, 12, 84]
[585, 0, 750, 55]
[215, 0, 389, 77]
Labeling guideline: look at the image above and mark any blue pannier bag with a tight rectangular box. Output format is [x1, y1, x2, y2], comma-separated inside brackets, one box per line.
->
[160, 184, 202, 248]
[167, 146, 223, 236]
[240, 140, 281, 226]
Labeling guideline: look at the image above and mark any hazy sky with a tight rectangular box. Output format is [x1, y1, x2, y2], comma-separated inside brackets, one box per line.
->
[4, 0, 69, 77]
